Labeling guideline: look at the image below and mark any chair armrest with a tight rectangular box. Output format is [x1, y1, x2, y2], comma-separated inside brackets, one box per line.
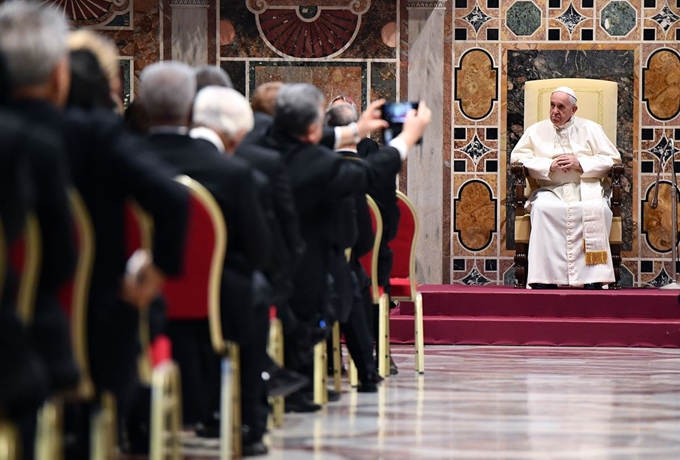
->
[511, 163, 528, 216]
[609, 163, 624, 216]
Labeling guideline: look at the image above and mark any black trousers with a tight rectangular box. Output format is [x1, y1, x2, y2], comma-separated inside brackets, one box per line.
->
[341, 266, 377, 383]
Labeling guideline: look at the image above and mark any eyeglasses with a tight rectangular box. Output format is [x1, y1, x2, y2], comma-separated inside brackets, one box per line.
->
[329, 95, 357, 110]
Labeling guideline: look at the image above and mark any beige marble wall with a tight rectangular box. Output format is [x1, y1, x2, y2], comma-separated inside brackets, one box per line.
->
[406, 6, 446, 284]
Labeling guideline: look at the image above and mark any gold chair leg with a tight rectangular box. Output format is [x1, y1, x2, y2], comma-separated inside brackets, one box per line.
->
[0, 419, 20, 460]
[229, 343, 242, 459]
[219, 355, 233, 460]
[35, 399, 63, 460]
[150, 361, 183, 460]
[267, 318, 284, 428]
[90, 392, 116, 460]
[378, 294, 390, 378]
[414, 292, 425, 374]
[349, 357, 358, 388]
[331, 322, 342, 393]
[313, 341, 327, 405]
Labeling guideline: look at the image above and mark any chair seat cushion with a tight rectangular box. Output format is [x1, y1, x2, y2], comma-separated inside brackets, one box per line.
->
[390, 277, 413, 299]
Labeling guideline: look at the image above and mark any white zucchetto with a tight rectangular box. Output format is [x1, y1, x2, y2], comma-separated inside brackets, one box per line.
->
[552, 86, 577, 102]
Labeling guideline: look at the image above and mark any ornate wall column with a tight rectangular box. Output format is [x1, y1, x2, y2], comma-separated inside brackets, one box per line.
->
[406, 3, 446, 283]
[169, 0, 210, 65]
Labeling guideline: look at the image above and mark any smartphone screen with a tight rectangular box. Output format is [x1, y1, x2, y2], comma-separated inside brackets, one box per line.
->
[381, 102, 418, 124]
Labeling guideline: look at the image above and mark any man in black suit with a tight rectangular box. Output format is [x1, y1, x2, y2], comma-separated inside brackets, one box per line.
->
[139, 62, 273, 456]
[325, 102, 383, 392]
[0, 0, 80, 396]
[0, 6, 79, 456]
[260, 83, 431, 408]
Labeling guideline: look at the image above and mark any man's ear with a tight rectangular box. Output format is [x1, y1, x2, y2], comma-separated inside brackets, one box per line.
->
[572, 104, 578, 115]
[51, 57, 71, 108]
[300, 121, 322, 144]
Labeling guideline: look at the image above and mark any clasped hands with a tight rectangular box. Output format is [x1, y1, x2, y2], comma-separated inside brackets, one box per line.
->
[550, 154, 582, 174]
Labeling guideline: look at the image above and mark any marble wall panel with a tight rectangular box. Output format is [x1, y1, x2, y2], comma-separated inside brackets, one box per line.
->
[249, 62, 367, 108]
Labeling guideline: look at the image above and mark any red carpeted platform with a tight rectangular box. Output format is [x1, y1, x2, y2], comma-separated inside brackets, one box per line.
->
[390, 284, 680, 347]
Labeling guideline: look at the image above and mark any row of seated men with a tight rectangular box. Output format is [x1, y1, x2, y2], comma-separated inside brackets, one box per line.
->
[0, 1, 431, 457]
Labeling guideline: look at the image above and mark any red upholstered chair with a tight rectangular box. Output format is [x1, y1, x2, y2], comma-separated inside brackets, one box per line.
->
[123, 201, 182, 460]
[358, 195, 391, 378]
[163, 175, 240, 460]
[388, 191, 424, 374]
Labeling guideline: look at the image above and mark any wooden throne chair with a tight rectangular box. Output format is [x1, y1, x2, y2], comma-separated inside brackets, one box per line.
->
[511, 78, 624, 289]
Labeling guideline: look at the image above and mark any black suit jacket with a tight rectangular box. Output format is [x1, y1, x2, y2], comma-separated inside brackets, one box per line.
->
[62, 110, 188, 295]
[8, 101, 77, 292]
[147, 133, 272, 343]
[235, 142, 304, 304]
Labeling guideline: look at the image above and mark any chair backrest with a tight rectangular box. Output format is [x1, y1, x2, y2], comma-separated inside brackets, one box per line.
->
[124, 200, 153, 259]
[163, 175, 228, 354]
[58, 188, 96, 398]
[124, 200, 154, 380]
[524, 78, 618, 144]
[9, 213, 41, 325]
[358, 195, 383, 304]
[389, 191, 418, 299]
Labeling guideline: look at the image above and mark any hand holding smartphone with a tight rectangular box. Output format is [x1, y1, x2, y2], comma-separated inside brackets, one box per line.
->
[381, 101, 423, 145]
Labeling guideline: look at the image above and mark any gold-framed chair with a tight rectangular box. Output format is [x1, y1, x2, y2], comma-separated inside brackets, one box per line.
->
[0, 417, 20, 460]
[388, 191, 424, 374]
[123, 200, 183, 460]
[0, 222, 21, 460]
[358, 195, 391, 379]
[10, 213, 41, 326]
[511, 78, 624, 289]
[266, 306, 284, 428]
[163, 175, 240, 459]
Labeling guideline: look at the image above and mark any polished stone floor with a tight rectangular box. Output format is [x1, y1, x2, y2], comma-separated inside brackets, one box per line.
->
[180, 345, 680, 459]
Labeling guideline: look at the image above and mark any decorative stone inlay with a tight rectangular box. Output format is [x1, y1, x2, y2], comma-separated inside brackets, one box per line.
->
[647, 135, 678, 165]
[463, 5, 492, 32]
[246, 2, 371, 58]
[651, 4, 680, 32]
[454, 49, 497, 121]
[461, 133, 491, 164]
[454, 180, 496, 252]
[600, 1, 636, 37]
[556, 3, 586, 33]
[643, 49, 680, 121]
[503, 265, 516, 286]
[618, 265, 634, 287]
[461, 266, 492, 285]
[506, 1, 542, 37]
[647, 267, 675, 287]
[642, 181, 680, 253]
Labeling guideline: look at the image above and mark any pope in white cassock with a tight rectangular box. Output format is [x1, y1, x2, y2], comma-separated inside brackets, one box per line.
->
[510, 86, 621, 289]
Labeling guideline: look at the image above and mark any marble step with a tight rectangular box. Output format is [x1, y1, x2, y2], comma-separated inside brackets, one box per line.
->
[390, 313, 680, 347]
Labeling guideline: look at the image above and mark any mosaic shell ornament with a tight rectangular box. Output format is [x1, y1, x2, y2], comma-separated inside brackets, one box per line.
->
[247, 0, 371, 59]
[42, 0, 130, 27]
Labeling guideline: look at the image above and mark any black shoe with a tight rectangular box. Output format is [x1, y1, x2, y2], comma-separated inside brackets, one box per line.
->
[194, 423, 220, 439]
[357, 373, 381, 393]
[284, 391, 321, 413]
[583, 283, 603, 290]
[326, 389, 341, 402]
[389, 357, 399, 376]
[303, 388, 341, 402]
[243, 440, 268, 457]
[265, 365, 310, 398]
[530, 283, 558, 289]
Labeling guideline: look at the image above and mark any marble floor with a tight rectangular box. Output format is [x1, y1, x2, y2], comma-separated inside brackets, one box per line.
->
[179, 345, 680, 459]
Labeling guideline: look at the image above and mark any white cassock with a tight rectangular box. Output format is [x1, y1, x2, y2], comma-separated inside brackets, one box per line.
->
[510, 116, 621, 287]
